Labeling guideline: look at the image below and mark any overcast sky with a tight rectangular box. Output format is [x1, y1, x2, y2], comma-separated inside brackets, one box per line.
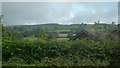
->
[2, 2, 118, 26]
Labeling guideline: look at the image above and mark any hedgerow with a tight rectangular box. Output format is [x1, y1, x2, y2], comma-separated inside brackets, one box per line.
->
[2, 39, 120, 66]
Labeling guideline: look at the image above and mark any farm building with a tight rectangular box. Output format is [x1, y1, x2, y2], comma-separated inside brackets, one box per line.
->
[113, 28, 120, 33]
[69, 29, 100, 41]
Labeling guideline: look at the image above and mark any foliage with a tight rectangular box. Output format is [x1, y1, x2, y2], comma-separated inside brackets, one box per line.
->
[38, 29, 47, 40]
[2, 39, 120, 66]
[67, 32, 73, 38]
[2, 24, 12, 40]
[2, 23, 119, 66]
[47, 31, 59, 39]
[6, 24, 118, 37]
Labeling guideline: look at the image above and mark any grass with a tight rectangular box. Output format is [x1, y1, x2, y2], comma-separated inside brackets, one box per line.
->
[23, 33, 76, 41]
[55, 30, 71, 32]
[58, 34, 68, 37]
[48, 30, 71, 33]
[0, 61, 2, 67]
[24, 37, 69, 40]
[23, 37, 37, 41]
[3, 63, 36, 66]
[57, 38, 69, 40]
[58, 34, 76, 37]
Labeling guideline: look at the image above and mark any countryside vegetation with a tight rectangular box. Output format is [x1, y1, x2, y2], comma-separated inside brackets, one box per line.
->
[1, 16, 120, 66]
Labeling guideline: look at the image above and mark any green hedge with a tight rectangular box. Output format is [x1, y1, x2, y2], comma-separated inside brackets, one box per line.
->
[2, 39, 120, 66]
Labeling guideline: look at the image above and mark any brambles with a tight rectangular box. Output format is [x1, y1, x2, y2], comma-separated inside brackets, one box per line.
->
[2, 39, 120, 66]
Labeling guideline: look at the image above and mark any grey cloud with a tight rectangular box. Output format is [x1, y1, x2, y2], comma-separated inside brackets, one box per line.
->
[0, 3, 2, 15]
[68, 3, 118, 24]
[2, 2, 118, 26]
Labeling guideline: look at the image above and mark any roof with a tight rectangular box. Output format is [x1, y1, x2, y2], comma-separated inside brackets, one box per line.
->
[113, 28, 120, 33]
[69, 29, 100, 41]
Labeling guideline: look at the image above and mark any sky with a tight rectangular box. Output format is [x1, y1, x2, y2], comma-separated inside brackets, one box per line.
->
[2, 2, 118, 26]
[0, 3, 2, 17]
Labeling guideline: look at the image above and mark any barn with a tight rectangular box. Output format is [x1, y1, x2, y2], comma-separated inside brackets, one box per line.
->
[69, 29, 100, 41]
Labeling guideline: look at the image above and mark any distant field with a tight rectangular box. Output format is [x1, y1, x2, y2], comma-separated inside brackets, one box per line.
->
[73, 34, 76, 36]
[23, 37, 37, 41]
[55, 30, 71, 32]
[58, 34, 68, 37]
[24, 37, 69, 40]
[58, 34, 76, 37]
[57, 38, 69, 40]
[23, 33, 76, 41]
[48, 30, 71, 33]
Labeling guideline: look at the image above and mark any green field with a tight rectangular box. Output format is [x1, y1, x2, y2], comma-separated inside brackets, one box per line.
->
[23, 37, 37, 41]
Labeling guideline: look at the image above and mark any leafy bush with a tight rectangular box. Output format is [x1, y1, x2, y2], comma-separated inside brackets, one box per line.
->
[2, 39, 120, 66]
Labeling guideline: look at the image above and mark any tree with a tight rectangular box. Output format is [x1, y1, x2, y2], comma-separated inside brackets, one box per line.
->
[97, 21, 100, 24]
[111, 21, 115, 25]
[67, 32, 73, 39]
[2, 24, 12, 40]
[81, 22, 84, 25]
[94, 21, 97, 25]
[38, 29, 47, 40]
[47, 31, 59, 39]
[53, 31, 59, 38]
[11, 32, 22, 40]
[47, 32, 56, 39]
[0, 15, 3, 24]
